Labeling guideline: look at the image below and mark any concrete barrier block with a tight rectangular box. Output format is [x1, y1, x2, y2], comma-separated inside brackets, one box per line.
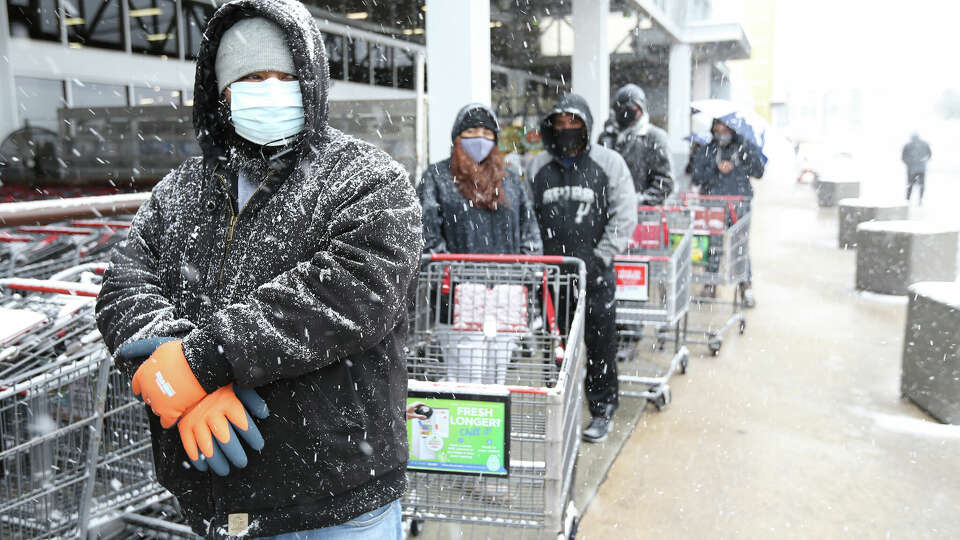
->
[856, 220, 958, 295]
[902, 282, 960, 424]
[815, 179, 860, 208]
[838, 199, 910, 248]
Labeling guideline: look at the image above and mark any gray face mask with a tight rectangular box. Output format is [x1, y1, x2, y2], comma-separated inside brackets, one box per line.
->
[460, 137, 496, 163]
[716, 133, 734, 147]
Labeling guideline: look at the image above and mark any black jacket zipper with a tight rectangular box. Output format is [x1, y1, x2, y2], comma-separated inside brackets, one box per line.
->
[213, 170, 274, 290]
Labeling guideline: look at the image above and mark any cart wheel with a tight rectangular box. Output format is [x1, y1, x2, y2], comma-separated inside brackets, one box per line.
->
[559, 499, 580, 540]
[568, 515, 580, 539]
[410, 518, 424, 537]
[656, 338, 666, 352]
[709, 339, 722, 356]
[649, 387, 671, 411]
[679, 353, 689, 375]
[739, 320, 747, 335]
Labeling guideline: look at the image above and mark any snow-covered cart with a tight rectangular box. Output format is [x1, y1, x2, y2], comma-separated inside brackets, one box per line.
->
[404, 254, 586, 539]
[614, 206, 692, 410]
[680, 194, 751, 355]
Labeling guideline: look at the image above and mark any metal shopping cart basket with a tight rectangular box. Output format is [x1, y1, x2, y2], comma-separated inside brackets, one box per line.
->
[679, 194, 751, 355]
[0, 277, 109, 539]
[404, 254, 586, 539]
[614, 206, 692, 410]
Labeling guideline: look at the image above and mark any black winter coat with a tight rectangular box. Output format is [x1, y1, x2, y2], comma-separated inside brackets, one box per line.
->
[902, 137, 932, 174]
[95, 0, 422, 537]
[418, 159, 542, 255]
[691, 137, 765, 197]
[612, 117, 674, 204]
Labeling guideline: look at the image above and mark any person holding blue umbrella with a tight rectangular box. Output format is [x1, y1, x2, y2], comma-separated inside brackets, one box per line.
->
[691, 119, 765, 306]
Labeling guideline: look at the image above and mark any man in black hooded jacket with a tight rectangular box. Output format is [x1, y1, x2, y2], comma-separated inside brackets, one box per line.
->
[604, 84, 674, 204]
[527, 94, 637, 443]
[95, 0, 422, 537]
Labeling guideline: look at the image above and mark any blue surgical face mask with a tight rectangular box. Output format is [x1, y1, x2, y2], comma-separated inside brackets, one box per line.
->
[460, 137, 495, 163]
[230, 79, 305, 146]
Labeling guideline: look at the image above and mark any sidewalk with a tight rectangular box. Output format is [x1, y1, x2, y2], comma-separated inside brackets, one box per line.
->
[577, 175, 960, 538]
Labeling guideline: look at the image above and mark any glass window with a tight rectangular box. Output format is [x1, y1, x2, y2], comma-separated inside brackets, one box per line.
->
[325, 34, 345, 81]
[372, 44, 393, 87]
[347, 38, 370, 84]
[7, 0, 60, 41]
[395, 49, 416, 90]
[133, 86, 182, 106]
[182, 1, 214, 60]
[128, 0, 179, 56]
[64, 0, 125, 51]
[71, 81, 127, 108]
[14, 77, 66, 132]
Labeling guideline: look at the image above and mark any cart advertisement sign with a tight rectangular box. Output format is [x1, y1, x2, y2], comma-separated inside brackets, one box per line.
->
[407, 391, 510, 476]
[614, 262, 649, 301]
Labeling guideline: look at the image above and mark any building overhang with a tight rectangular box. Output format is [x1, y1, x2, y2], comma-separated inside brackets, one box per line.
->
[684, 22, 751, 61]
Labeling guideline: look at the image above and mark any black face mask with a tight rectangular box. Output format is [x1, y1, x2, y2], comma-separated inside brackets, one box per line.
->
[553, 128, 585, 156]
[615, 106, 639, 129]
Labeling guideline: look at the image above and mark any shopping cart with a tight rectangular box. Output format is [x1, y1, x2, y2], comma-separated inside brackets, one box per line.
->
[404, 254, 586, 539]
[614, 206, 692, 410]
[679, 193, 751, 355]
[0, 277, 108, 539]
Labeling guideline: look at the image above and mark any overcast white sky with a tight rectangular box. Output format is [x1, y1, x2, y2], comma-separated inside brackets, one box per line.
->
[714, 0, 960, 94]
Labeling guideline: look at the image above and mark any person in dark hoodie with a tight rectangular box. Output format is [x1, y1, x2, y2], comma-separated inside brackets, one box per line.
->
[691, 119, 764, 306]
[606, 84, 674, 204]
[419, 103, 542, 255]
[94, 1, 422, 538]
[527, 94, 637, 443]
[902, 133, 932, 205]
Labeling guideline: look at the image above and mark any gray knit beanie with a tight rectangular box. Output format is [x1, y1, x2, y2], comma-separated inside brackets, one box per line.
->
[216, 17, 296, 94]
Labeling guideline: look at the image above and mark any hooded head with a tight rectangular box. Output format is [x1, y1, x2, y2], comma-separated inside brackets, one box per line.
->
[193, 0, 329, 166]
[613, 84, 647, 129]
[541, 93, 593, 160]
[451, 103, 500, 143]
[449, 103, 506, 210]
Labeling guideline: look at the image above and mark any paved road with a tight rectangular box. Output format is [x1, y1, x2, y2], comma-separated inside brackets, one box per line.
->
[577, 170, 960, 539]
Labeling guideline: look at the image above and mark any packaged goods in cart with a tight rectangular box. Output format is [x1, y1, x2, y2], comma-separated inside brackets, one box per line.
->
[690, 207, 725, 230]
[452, 283, 529, 333]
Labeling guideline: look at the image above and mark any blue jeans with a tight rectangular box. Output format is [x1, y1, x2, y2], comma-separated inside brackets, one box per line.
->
[255, 500, 402, 540]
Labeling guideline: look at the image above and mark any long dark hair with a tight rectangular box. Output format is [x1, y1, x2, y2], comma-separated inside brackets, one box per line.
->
[450, 136, 507, 211]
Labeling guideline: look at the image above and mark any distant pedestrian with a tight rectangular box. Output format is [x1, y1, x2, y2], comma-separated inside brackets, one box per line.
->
[902, 133, 932, 205]
[691, 119, 764, 307]
[528, 93, 637, 443]
[95, 1, 422, 537]
[609, 84, 674, 204]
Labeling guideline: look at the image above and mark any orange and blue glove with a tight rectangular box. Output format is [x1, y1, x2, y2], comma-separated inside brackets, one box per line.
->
[179, 384, 269, 476]
[122, 338, 207, 428]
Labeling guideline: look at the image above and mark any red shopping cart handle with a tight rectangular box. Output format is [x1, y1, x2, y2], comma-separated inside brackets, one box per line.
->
[70, 220, 132, 229]
[427, 253, 579, 265]
[16, 226, 94, 236]
[680, 193, 748, 202]
[0, 233, 32, 243]
[637, 205, 688, 212]
[0, 278, 101, 297]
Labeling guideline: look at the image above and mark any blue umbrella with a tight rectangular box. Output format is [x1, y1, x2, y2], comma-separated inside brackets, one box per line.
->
[691, 99, 769, 164]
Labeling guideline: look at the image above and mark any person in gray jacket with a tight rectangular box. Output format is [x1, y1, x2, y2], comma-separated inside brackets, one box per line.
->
[605, 84, 674, 204]
[419, 103, 542, 255]
[527, 93, 637, 443]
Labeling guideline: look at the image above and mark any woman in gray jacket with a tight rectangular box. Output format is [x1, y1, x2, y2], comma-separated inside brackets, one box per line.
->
[418, 103, 542, 255]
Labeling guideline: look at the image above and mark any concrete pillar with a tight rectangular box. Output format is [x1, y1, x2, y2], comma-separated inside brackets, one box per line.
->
[692, 62, 712, 101]
[668, 43, 692, 179]
[425, 0, 490, 163]
[668, 43, 692, 151]
[571, 0, 609, 143]
[0, 1, 19, 139]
